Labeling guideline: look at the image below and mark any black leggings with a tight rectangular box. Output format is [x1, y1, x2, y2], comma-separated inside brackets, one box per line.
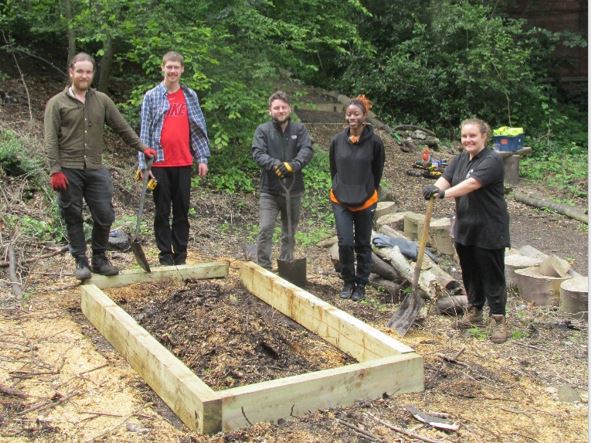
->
[455, 243, 506, 315]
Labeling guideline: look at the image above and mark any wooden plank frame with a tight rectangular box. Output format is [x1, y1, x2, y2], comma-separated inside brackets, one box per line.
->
[81, 261, 423, 434]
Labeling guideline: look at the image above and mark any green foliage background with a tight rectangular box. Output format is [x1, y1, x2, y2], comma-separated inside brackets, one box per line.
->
[0, 0, 587, 202]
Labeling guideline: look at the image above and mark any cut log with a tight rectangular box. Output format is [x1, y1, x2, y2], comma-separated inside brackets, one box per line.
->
[371, 253, 400, 281]
[502, 154, 520, 185]
[505, 254, 544, 288]
[317, 235, 338, 248]
[436, 295, 468, 315]
[374, 245, 460, 300]
[369, 275, 401, 303]
[375, 226, 462, 298]
[559, 276, 588, 320]
[514, 266, 571, 306]
[538, 255, 571, 278]
[403, 213, 422, 241]
[514, 192, 588, 224]
[375, 211, 412, 231]
[518, 245, 548, 260]
[430, 217, 454, 255]
[329, 243, 340, 271]
[375, 201, 397, 220]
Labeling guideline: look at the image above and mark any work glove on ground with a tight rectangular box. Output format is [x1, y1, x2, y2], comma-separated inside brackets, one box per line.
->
[422, 184, 445, 200]
[50, 172, 69, 191]
[143, 148, 157, 159]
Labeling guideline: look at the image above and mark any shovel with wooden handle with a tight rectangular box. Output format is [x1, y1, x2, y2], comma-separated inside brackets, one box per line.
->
[130, 157, 153, 273]
[387, 196, 436, 335]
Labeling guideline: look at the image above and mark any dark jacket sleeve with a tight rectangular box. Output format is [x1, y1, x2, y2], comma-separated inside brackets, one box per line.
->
[372, 136, 385, 188]
[292, 125, 314, 170]
[252, 125, 278, 171]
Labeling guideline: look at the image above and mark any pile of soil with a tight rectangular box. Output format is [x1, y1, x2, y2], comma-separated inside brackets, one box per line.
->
[108, 278, 354, 390]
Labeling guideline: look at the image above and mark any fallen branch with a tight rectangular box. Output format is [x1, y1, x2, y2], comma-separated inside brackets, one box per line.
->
[17, 389, 82, 416]
[0, 383, 27, 398]
[364, 412, 443, 443]
[514, 192, 587, 224]
[335, 418, 383, 442]
[0, 245, 69, 268]
[7, 244, 22, 297]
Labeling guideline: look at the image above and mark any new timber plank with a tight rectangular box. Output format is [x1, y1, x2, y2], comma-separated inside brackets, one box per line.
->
[80, 284, 221, 433]
[218, 353, 423, 431]
[239, 262, 414, 361]
[88, 262, 229, 289]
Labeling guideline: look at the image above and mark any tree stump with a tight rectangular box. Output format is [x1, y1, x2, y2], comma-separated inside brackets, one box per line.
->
[403, 212, 423, 241]
[514, 267, 571, 306]
[375, 201, 396, 220]
[375, 211, 412, 231]
[505, 254, 544, 288]
[430, 217, 454, 255]
[560, 276, 588, 320]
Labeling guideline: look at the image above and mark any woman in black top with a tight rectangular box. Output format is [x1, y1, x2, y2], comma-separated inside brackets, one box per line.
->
[423, 118, 510, 343]
[329, 95, 385, 301]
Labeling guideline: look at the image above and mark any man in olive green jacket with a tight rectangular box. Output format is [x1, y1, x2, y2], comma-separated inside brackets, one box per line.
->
[44, 52, 156, 280]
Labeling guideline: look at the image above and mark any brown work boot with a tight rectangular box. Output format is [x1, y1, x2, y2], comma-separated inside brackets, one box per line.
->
[489, 314, 508, 344]
[456, 305, 483, 330]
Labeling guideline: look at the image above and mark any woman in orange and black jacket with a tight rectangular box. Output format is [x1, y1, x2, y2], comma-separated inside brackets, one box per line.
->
[329, 95, 385, 301]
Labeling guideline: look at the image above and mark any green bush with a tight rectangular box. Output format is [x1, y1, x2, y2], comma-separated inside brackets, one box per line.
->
[0, 129, 44, 178]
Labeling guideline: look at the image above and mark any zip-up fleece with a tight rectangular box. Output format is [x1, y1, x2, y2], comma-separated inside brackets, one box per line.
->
[330, 125, 385, 207]
[252, 119, 314, 195]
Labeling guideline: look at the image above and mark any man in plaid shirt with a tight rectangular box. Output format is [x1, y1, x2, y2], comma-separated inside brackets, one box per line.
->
[138, 51, 210, 266]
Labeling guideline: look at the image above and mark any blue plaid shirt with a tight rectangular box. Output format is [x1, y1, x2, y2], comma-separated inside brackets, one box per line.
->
[138, 83, 209, 169]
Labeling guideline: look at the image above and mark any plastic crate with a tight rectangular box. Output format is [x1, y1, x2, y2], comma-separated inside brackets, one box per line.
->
[493, 134, 524, 152]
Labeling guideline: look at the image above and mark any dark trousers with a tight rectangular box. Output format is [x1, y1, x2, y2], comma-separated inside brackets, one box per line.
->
[455, 242, 506, 315]
[58, 168, 115, 258]
[151, 166, 191, 262]
[332, 203, 376, 285]
[256, 192, 302, 269]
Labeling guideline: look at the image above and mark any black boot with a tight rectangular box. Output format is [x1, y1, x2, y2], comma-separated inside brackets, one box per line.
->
[91, 253, 119, 276]
[74, 256, 91, 281]
[351, 283, 366, 302]
[340, 282, 355, 299]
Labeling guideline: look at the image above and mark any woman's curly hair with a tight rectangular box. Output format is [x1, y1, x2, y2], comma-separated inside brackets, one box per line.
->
[349, 95, 372, 115]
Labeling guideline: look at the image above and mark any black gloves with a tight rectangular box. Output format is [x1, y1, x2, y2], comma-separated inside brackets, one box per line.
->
[274, 161, 300, 178]
[422, 184, 445, 200]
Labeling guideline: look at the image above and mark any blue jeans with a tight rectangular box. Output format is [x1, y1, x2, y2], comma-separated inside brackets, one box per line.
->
[58, 167, 115, 258]
[256, 192, 302, 269]
[332, 202, 376, 285]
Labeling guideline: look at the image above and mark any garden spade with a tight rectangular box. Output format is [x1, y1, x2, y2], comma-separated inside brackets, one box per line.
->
[130, 157, 153, 273]
[387, 196, 435, 335]
[277, 175, 306, 288]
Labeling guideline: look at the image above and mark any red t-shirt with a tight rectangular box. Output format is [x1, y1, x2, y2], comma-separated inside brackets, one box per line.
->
[156, 88, 192, 167]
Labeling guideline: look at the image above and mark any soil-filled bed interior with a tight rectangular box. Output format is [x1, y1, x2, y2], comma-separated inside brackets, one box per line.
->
[105, 277, 356, 391]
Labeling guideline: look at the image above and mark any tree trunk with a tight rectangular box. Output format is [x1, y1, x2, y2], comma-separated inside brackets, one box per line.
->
[63, 0, 76, 64]
[97, 34, 114, 92]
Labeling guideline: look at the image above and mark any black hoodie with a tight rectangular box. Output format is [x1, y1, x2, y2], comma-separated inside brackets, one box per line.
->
[329, 125, 385, 207]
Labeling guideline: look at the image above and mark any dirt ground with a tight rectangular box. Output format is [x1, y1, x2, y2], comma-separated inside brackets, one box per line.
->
[0, 75, 588, 442]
